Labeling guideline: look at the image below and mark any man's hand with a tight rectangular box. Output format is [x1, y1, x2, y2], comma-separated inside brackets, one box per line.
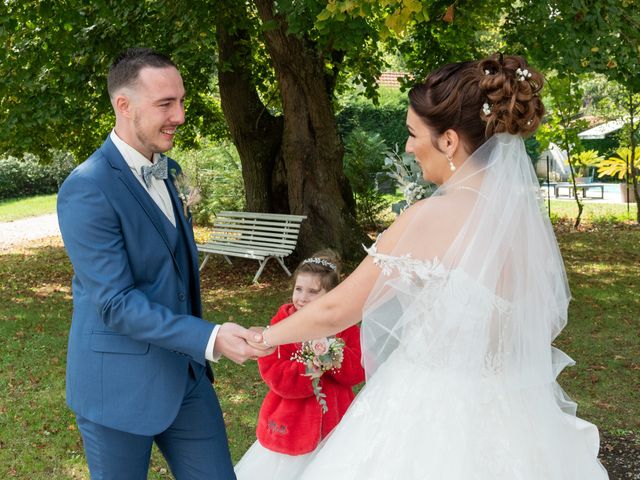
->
[247, 326, 270, 351]
[214, 323, 275, 364]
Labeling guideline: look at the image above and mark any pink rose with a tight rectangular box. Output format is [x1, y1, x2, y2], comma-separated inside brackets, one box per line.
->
[311, 338, 330, 356]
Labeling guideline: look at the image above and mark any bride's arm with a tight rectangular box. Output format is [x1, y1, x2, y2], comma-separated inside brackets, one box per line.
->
[262, 203, 422, 347]
[262, 257, 380, 346]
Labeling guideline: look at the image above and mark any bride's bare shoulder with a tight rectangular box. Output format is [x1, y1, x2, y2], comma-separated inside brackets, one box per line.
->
[374, 197, 444, 248]
[399, 195, 454, 223]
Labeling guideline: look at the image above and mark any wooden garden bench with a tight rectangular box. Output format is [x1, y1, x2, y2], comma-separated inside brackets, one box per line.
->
[197, 211, 307, 283]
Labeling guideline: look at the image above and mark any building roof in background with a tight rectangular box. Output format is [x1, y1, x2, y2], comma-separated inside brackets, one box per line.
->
[377, 71, 410, 88]
[578, 119, 625, 139]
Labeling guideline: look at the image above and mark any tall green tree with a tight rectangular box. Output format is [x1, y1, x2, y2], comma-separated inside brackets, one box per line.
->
[505, 0, 640, 221]
[0, 0, 523, 256]
[212, 0, 509, 255]
[536, 74, 589, 228]
[0, 1, 225, 158]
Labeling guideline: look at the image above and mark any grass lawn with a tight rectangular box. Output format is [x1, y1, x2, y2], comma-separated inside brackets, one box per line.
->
[0, 194, 58, 222]
[0, 218, 638, 478]
[547, 198, 638, 224]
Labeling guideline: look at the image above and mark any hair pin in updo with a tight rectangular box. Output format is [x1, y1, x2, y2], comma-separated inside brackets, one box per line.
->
[302, 257, 337, 271]
[516, 67, 532, 82]
[482, 102, 492, 116]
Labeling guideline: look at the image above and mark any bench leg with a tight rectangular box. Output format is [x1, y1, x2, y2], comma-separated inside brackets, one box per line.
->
[199, 254, 210, 272]
[252, 258, 270, 283]
[223, 255, 233, 265]
[275, 256, 292, 277]
[252, 257, 292, 284]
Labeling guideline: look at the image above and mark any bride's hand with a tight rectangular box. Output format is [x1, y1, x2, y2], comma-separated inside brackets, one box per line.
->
[248, 326, 274, 353]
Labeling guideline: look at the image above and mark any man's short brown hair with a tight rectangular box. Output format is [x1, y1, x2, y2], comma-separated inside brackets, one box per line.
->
[107, 48, 176, 99]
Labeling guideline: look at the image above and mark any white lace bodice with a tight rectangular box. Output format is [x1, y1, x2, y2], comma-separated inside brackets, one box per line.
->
[363, 238, 447, 285]
[363, 236, 512, 375]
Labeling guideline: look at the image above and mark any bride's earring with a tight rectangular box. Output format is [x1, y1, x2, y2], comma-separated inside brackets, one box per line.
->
[447, 153, 456, 172]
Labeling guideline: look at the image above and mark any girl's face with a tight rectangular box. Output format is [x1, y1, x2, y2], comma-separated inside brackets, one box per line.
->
[292, 273, 327, 310]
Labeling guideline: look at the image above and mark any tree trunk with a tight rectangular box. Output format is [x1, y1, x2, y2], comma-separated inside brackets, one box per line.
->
[253, 0, 367, 258]
[562, 124, 583, 228]
[215, 11, 283, 213]
[628, 93, 640, 223]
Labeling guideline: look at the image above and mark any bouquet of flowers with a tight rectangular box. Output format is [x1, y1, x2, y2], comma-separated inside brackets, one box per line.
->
[170, 167, 201, 218]
[384, 146, 433, 210]
[291, 336, 345, 413]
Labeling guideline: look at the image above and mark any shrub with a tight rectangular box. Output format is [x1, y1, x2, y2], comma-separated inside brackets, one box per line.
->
[581, 131, 621, 159]
[49, 151, 77, 189]
[343, 129, 390, 229]
[337, 88, 409, 150]
[172, 140, 245, 226]
[0, 152, 75, 200]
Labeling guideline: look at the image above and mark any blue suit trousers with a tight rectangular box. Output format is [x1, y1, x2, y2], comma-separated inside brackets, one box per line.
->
[77, 363, 236, 480]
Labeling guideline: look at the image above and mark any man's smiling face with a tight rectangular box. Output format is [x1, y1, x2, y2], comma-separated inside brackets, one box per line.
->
[119, 65, 185, 160]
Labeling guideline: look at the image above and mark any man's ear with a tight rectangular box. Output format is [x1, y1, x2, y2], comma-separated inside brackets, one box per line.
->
[114, 93, 132, 119]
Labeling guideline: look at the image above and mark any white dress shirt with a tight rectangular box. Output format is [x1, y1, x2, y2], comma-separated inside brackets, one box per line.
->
[110, 130, 220, 362]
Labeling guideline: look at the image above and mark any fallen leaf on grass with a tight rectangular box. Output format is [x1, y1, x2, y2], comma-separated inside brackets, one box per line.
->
[588, 364, 607, 370]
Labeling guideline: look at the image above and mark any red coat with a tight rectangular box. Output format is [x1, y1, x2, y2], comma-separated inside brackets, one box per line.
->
[256, 303, 365, 455]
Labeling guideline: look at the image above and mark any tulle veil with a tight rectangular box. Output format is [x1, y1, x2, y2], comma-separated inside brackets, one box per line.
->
[295, 133, 608, 479]
[361, 133, 575, 406]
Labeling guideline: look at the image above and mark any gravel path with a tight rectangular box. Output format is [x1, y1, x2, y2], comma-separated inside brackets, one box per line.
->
[0, 213, 61, 251]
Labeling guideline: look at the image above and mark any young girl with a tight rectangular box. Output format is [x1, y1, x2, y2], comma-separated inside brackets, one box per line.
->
[235, 250, 365, 480]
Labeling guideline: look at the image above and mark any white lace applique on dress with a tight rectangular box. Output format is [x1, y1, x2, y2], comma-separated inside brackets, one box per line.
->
[363, 236, 446, 284]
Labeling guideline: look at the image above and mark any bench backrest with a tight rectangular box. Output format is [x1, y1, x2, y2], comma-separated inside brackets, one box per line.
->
[209, 211, 306, 254]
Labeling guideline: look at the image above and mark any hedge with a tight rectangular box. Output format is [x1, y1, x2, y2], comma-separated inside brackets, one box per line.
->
[0, 152, 75, 200]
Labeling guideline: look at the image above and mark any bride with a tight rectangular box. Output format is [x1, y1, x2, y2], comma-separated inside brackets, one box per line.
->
[252, 54, 609, 479]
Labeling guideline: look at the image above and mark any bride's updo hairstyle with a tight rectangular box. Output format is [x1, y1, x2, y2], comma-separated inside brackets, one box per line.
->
[408, 54, 545, 153]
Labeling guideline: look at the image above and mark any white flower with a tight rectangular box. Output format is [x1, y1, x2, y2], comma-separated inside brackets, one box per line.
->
[171, 169, 201, 217]
[516, 67, 532, 81]
[403, 182, 428, 205]
[384, 147, 431, 210]
[484, 69, 491, 75]
[482, 102, 492, 116]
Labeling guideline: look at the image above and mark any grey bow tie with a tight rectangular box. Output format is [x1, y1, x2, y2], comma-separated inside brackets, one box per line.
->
[140, 156, 168, 188]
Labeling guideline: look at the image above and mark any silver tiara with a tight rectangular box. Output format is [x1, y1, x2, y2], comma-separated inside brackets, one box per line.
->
[302, 257, 337, 271]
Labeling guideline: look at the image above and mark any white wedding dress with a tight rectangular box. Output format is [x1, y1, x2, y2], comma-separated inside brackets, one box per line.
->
[296, 135, 609, 479]
[298, 261, 607, 479]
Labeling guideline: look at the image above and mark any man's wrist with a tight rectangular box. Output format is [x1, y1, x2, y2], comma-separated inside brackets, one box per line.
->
[206, 324, 221, 362]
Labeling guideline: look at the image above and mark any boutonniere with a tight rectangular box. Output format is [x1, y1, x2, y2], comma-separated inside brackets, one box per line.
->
[170, 167, 201, 218]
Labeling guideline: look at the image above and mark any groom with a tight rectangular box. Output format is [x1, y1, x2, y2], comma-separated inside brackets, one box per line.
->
[57, 48, 271, 479]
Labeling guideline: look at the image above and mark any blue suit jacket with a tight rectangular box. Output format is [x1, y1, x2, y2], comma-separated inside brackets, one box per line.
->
[57, 136, 215, 436]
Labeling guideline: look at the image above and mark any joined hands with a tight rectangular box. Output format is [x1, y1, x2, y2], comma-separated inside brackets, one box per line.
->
[214, 323, 274, 364]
